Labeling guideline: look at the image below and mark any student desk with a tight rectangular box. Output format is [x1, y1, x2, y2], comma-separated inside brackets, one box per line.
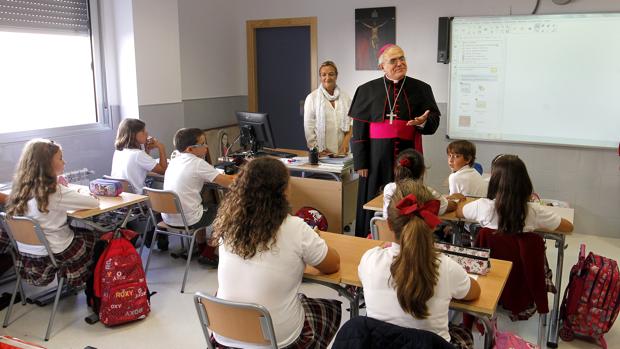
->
[222, 149, 359, 233]
[304, 232, 512, 349]
[363, 194, 575, 347]
[67, 185, 148, 231]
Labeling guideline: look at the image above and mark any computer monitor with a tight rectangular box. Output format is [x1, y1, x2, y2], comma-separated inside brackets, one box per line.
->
[235, 111, 276, 154]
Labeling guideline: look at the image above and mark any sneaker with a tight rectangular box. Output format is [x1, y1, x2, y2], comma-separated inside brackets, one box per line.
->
[197, 255, 219, 268]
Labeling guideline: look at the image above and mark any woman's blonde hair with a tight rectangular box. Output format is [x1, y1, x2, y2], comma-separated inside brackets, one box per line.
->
[7, 139, 61, 216]
[387, 179, 440, 319]
[212, 157, 290, 259]
[319, 60, 338, 75]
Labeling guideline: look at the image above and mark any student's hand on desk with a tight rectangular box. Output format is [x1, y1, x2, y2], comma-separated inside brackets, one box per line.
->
[447, 193, 466, 202]
[406, 110, 430, 127]
[357, 169, 368, 177]
[319, 150, 332, 157]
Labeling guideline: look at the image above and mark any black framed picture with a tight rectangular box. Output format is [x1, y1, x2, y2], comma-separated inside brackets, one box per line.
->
[355, 7, 396, 70]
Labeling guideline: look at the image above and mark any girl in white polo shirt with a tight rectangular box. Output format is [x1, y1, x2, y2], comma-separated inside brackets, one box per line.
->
[6, 139, 99, 287]
[213, 157, 341, 349]
[111, 118, 168, 249]
[456, 154, 573, 235]
[111, 118, 167, 194]
[359, 179, 481, 349]
[383, 149, 462, 219]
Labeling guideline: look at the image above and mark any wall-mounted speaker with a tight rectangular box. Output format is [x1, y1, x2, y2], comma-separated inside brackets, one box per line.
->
[437, 17, 452, 64]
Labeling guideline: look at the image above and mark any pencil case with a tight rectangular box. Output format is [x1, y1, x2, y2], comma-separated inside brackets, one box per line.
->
[89, 179, 123, 197]
[435, 241, 491, 275]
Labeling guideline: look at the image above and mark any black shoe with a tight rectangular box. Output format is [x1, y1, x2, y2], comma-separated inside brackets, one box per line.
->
[157, 235, 169, 251]
[197, 255, 219, 268]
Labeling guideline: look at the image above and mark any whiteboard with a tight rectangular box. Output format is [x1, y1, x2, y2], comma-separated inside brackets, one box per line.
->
[447, 13, 620, 148]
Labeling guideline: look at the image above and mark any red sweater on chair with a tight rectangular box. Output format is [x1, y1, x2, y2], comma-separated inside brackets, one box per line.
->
[476, 228, 549, 316]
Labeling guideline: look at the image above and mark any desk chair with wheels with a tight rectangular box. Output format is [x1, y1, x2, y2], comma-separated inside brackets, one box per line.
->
[194, 292, 278, 349]
[0, 213, 68, 341]
[143, 188, 203, 293]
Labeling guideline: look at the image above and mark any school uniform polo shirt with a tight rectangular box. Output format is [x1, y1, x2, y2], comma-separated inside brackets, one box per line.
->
[161, 152, 219, 227]
[215, 216, 328, 348]
[111, 148, 158, 194]
[462, 198, 561, 232]
[448, 166, 488, 197]
[358, 243, 471, 342]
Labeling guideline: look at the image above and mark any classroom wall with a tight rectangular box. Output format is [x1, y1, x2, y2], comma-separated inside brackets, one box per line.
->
[169, 0, 619, 237]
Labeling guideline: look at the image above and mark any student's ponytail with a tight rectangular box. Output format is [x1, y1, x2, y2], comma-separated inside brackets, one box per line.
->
[394, 149, 426, 182]
[387, 179, 440, 319]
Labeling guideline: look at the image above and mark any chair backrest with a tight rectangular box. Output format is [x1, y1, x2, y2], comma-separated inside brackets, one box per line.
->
[143, 188, 182, 215]
[102, 175, 132, 193]
[194, 292, 278, 348]
[370, 217, 396, 242]
[0, 212, 59, 267]
[473, 162, 483, 175]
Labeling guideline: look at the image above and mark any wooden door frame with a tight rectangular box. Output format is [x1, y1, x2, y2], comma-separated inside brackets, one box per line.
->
[246, 17, 317, 112]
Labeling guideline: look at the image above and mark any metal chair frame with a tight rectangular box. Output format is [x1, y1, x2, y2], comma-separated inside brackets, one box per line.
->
[143, 187, 203, 293]
[0, 212, 66, 341]
[194, 292, 278, 349]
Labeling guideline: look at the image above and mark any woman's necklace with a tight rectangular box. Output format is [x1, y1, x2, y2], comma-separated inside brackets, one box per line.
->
[383, 76, 406, 124]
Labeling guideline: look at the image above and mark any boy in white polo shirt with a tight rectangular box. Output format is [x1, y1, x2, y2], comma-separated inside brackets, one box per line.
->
[162, 128, 234, 266]
[447, 140, 487, 197]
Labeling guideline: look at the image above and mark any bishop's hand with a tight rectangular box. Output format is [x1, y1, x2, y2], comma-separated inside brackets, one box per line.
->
[406, 110, 430, 127]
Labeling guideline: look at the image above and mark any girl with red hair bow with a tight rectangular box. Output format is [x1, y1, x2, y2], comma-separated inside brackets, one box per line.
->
[359, 179, 481, 349]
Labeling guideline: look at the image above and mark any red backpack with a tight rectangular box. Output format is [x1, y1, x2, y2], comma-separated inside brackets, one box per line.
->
[92, 229, 151, 326]
[559, 244, 620, 348]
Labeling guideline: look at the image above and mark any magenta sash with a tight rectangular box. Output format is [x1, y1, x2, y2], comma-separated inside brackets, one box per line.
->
[369, 119, 415, 140]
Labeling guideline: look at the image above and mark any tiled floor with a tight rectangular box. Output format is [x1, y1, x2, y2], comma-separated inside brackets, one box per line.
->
[0, 233, 618, 349]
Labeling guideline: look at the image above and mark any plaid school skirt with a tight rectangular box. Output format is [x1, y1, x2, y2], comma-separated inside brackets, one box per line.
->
[449, 323, 474, 349]
[212, 294, 342, 349]
[14, 227, 96, 288]
[0, 228, 10, 254]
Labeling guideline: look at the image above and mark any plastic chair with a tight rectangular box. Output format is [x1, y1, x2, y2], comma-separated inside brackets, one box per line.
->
[143, 188, 203, 293]
[0, 213, 67, 341]
[194, 292, 278, 349]
[369, 216, 396, 242]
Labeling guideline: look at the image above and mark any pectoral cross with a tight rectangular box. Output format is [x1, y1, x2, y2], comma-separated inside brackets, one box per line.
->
[387, 112, 396, 125]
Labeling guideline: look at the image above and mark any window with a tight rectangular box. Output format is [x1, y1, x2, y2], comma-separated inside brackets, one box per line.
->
[0, 0, 107, 136]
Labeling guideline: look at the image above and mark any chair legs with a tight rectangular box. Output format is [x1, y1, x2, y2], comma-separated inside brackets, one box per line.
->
[4, 273, 67, 341]
[537, 313, 547, 347]
[181, 232, 198, 294]
[143, 229, 158, 277]
[45, 276, 65, 341]
[3, 272, 22, 328]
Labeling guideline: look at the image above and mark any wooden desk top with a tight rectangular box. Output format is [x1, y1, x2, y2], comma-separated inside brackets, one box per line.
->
[67, 185, 148, 219]
[364, 194, 574, 226]
[451, 259, 512, 316]
[304, 232, 383, 287]
[304, 232, 512, 316]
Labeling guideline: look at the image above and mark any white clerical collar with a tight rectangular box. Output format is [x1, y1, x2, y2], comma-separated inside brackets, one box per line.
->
[384, 75, 403, 84]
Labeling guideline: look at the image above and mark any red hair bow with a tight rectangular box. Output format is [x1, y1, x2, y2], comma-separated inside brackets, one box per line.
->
[395, 194, 441, 230]
[399, 158, 411, 167]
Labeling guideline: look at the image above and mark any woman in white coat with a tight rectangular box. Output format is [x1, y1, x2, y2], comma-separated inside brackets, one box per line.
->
[304, 61, 352, 155]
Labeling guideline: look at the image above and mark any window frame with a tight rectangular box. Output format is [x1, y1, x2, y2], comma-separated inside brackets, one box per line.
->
[0, 0, 110, 144]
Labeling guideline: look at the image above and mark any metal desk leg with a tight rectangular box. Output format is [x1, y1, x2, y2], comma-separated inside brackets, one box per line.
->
[547, 234, 565, 348]
[302, 279, 360, 317]
[479, 316, 495, 349]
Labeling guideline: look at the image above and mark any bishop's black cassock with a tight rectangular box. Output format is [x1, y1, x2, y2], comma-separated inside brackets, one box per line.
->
[350, 75, 440, 237]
